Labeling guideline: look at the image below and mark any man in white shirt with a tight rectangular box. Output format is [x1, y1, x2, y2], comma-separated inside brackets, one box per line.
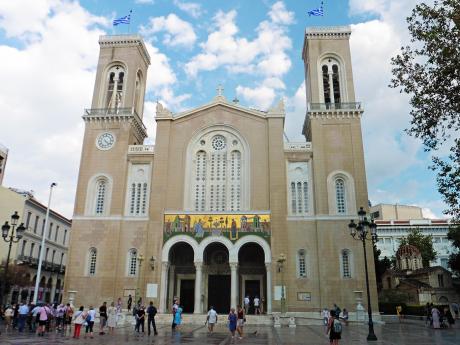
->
[253, 296, 260, 315]
[206, 306, 218, 333]
[243, 296, 250, 314]
[18, 303, 30, 332]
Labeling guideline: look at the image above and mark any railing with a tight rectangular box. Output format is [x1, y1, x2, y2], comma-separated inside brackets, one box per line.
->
[84, 108, 146, 131]
[308, 102, 362, 111]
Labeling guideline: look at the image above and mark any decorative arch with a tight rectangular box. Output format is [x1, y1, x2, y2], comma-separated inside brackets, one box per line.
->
[232, 235, 271, 263]
[133, 69, 145, 115]
[161, 235, 200, 263]
[198, 236, 234, 263]
[183, 124, 251, 211]
[326, 170, 357, 215]
[85, 173, 113, 216]
[316, 52, 349, 104]
[100, 60, 128, 109]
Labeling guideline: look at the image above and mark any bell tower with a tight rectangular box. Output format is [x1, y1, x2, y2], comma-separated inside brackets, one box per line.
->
[302, 26, 368, 216]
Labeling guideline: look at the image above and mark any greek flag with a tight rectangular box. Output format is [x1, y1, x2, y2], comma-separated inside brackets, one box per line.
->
[113, 11, 131, 26]
[308, 1, 324, 16]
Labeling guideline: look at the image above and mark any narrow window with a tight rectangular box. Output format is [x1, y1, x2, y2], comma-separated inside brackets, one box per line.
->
[303, 182, 309, 213]
[54, 226, 59, 242]
[342, 250, 351, 278]
[95, 179, 107, 215]
[141, 183, 147, 214]
[51, 250, 56, 264]
[48, 222, 53, 239]
[88, 248, 97, 276]
[34, 216, 39, 233]
[298, 250, 307, 278]
[332, 65, 341, 104]
[45, 248, 49, 261]
[291, 182, 296, 214]
[26, 212, 32, 229]
[128, 249, 138, 276]
[21, 240, 27, 256]
[194, 151, 207, 211]
[335, 178, 346, 214]
[60, 253, 64, 265]
[322, 65, 331, 104]
[63, 229, 67, 245]
[30, 243, 35, 257]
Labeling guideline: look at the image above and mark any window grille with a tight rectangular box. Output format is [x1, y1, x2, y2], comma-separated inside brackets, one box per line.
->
[95, 180, 106, 214]
[128, 249, 138, 276]
[298, 250, 307, 278]
[335, 178, 346, 214]
[88, 249, 97, 276]
[342, 250, 351, 278]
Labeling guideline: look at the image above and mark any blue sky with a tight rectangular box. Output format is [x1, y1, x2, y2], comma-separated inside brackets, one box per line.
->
[0, 0, 445, 218]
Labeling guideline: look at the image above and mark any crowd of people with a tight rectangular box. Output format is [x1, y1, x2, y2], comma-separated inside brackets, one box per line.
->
[425, 302, 457, 329]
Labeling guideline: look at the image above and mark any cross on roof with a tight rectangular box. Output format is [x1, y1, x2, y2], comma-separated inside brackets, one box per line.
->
[216, 84, 224, 96]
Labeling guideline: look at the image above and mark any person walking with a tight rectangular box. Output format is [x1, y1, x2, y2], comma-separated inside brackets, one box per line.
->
[12, 303, 19, 330]
[396, 305, 403, 322]
[4, 305, 14, 332]
[236, 305, 245, 339]
[84, 306, 96, 338]
[452, 302, 459, 320]
[63, 303, 73, 335]
[99, 301, 108, 335]
[174, 304, 183, 330]
[107, 302, 117, 334]
[127, 294, 133, 312]
[340, 308, 349, 326]
[206, 306, 218, 333]
[444, 307, 455, 328]
[254, 296, 260, 315]
[37, 303, 51, 336]
[243, 296, 250, 315]
[135, 305, 145, 333]
[322, 307, 330, 326]
[146, 301, 158, 336]
[171, 299, 179, 330]
[327, 310, 342, 345]
[31, 304, 40, 333]
[431, 306, 441, 329]
[73, 306, 86, 339]
[228, 308, 237, 339]
[17, 302, 29, 332]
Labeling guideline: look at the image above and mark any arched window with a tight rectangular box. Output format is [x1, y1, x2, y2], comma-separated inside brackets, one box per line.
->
[298, 249, 307, 278]
[320, 58, 343, 105]
[125, 164, 150, 216]
[288, 162, 311, 215]
[335, 178, 346, 214]
[95, 179, 107, 215]
[341, 249, 351, 278]
[187, 128, 249, 211]
[134, 71, 143, 114]
[105, 65, 125, 110]
[88, 248, 97, 276]
[127, 249, 138, 276]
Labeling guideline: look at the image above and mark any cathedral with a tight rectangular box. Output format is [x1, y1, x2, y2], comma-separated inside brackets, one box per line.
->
[64, 26, 378, 316]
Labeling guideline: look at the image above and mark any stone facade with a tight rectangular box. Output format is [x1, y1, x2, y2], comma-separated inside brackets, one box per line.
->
[64, 27, 378, 315]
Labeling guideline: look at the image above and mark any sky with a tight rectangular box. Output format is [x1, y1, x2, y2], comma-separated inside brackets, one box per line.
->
[0, 0, 446, 219]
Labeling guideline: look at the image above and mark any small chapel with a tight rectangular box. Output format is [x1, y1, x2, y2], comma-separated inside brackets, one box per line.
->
[64, 26, 378, 318]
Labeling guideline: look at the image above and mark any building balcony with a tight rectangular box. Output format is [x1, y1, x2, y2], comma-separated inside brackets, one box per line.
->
[308, 102, 362, 111]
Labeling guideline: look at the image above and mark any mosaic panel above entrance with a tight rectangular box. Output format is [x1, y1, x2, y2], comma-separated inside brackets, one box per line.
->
[163, 213, 270, 244]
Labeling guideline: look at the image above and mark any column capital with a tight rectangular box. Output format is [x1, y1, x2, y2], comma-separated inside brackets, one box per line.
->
[161, 261, 170, 270]
[229, 262, 238, 269]
[265, 262, 272, 269]
[194, 261, 203, 269]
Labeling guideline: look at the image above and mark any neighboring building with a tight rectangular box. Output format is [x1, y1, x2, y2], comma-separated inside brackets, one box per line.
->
[65, 27, 378, 316]
[381, 245, 458, 304]
[373, 204, 455, 269]
[0, 186, 72, 304]
[0, 143, 8, 185]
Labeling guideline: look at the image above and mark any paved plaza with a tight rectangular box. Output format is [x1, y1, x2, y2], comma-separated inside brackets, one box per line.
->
[0, 322, 459, 345]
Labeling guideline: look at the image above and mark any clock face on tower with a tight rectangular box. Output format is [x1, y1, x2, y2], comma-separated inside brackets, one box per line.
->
[96, 132, 115, 150]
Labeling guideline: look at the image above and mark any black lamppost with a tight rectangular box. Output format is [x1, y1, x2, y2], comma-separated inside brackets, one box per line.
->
[348, 207, 378, 341]
[1, 212, 26, 305]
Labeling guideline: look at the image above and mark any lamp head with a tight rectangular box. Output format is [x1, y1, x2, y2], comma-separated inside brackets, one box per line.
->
[2, 221, 10, 238]
[16, 223, 26, 240]
[11, 211, 20, 226]
[358, 207, 366, 222]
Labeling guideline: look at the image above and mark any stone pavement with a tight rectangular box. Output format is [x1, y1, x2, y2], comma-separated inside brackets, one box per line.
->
[0, 322, 459, 345]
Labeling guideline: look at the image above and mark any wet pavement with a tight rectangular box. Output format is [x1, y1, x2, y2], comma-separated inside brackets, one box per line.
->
[0, 321, 459, 344]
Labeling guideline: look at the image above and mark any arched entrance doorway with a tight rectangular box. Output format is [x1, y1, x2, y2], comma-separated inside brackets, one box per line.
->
[204, 242, 230, 313]
[238, 243, 266, 314]
[169, 242, 195, 313]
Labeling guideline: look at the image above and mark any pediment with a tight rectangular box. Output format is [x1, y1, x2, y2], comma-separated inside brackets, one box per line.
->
[155, 96, 285, 121]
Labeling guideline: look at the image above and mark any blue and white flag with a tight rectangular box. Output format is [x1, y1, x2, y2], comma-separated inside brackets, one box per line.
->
[308, 1, 324, 16]
[113, 11, 132, 26]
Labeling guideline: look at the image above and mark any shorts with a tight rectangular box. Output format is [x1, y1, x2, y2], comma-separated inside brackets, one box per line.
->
[237, 319, 244, 327]
[100, 317, 107, 327]
[39, 320, 47, 326]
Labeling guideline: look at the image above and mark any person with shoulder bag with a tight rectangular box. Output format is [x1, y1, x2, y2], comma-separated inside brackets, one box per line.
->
[73, 306, 86, 339]
[327, 310, 342, 345]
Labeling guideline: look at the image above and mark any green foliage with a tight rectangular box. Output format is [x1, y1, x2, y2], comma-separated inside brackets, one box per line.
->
[379, 290, 411, 304]
[390, 0, 460, 220]
[373, 245, 392, 291]
[399, 229, 436, 267]
[447, 225, 460, 274]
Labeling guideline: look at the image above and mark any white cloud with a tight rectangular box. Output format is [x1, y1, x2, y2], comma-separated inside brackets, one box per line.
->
[284, 82, 306, 142]
[135, 0, 154, 4]
[236, 77, 286, 110]
[268, 1, 294, 25]
[173, 0, 203, 19]
[140, 13, 197, 48]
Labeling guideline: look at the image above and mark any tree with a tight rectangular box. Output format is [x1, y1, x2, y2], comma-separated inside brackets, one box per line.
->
[390, 0, 460, 220]
[399, 229, 437, 267]
[373, 245, 392, 292]
[447, 225, 460, 274]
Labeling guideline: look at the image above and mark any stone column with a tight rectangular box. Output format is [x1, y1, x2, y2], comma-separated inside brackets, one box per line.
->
[159, 262, 169, 313]
[265, 263, 272, 313]
[168, 265, 176, 311]
[230, 262, 238, 310]
[194, 262, 203, 314]
[328, 71, 335, 104]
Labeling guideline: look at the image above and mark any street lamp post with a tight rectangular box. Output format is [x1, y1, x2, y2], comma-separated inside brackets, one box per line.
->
[1, 212, 26, 305]
[277, 253, 287, 314]
[348, 206, 378, 341]
[136, 254, 144, 306]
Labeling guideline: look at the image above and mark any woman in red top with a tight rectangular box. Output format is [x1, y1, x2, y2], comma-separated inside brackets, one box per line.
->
[236, 305, 245, 339]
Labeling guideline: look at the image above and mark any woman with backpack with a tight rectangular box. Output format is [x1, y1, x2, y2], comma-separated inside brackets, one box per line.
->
[72, 306, 86, 339]
[327, 310, 342, 345]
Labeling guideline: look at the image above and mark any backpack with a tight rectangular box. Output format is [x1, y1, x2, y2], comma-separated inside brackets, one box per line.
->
[333, 319, 342, 334]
